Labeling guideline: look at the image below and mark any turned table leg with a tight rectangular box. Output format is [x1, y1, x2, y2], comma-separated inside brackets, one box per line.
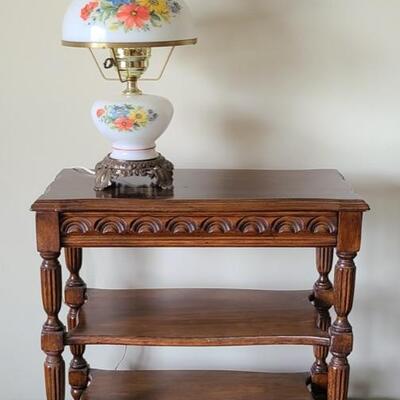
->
[311, 247, 334, 396]
[328, 251, 357, 400]
[41, 251, 66, 400]
[328, 212, 362, 400]
[65, 248, 89, 400]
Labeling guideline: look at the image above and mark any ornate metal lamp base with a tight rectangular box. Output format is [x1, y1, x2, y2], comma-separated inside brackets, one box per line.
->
[94, 154, 174, 191]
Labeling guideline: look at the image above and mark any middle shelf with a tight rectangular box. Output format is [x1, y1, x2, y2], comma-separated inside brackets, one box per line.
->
[66, 289, 330, 347]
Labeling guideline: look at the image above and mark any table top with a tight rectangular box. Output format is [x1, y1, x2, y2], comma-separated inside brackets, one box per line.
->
[31, 169, 369, 213]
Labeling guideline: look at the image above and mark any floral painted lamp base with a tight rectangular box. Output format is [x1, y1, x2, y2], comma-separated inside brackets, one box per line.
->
[92, 94, 174, 191]
[94, 153, 174, 191]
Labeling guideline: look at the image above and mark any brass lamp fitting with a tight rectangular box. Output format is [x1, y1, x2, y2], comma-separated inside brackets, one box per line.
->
[90, 46, 175, 96]
[112, 48, 151, 95]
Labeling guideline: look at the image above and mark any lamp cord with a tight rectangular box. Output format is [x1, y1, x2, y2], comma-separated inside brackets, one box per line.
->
[70, 167, 96, 176]
[114, 346, 128, 371]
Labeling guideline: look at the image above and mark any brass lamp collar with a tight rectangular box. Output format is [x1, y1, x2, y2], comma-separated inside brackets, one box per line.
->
[123, 79, 142, 96]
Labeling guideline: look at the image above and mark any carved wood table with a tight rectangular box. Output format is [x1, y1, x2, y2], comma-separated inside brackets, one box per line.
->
[32, 169, 369, 400]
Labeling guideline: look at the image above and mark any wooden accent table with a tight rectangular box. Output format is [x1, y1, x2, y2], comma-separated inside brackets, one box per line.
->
[32, 169, 369, 400]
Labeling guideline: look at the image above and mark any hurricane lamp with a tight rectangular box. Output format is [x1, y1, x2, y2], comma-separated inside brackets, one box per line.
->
[62, 0, 197, 190]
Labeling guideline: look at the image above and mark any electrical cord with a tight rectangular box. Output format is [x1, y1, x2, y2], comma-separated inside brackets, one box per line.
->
[114, 346, 128, 370]
[70, 167, 96, 175]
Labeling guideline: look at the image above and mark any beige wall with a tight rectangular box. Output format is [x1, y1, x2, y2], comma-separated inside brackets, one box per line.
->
[1, 1, 399, 399]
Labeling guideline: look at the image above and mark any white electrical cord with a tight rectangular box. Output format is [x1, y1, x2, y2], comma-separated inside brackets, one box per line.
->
[70, 167, 96, 175]
[114, 346, 128, 371]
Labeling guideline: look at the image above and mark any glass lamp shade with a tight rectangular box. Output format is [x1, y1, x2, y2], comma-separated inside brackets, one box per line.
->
[62, 0, 197, 48]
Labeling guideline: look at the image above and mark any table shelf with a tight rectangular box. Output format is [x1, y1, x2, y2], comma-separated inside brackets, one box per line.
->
[66, 289, 330, 347]
[82, 370, 315, 400]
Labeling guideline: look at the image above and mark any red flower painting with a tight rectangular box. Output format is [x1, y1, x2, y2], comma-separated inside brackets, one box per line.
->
[116, 4, 150, 29]
[96, 109, 105, 118]
[113, 117, 134, 131]
[80, 1, 99, 21]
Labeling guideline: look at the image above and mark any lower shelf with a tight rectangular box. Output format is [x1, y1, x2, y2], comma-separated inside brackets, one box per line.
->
[82, 370, 315, 400]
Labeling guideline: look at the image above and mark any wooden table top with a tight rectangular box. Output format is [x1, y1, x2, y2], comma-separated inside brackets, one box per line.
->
[32, 169, 369, 212]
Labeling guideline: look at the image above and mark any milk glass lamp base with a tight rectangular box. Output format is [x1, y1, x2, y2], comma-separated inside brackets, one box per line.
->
[92, 94, 174, 162]
[94, 153, 174, 191]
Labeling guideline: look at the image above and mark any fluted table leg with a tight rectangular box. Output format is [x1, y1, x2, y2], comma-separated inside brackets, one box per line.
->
[41, 251, 65, 400]
[65, 248, 89, 400]
[328, 212, 362, 400]
[328, 251, 356, 400]
[311, 247, 334, 397]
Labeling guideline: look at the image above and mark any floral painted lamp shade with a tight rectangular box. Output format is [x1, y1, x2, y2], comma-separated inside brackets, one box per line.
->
[62, 0, 197, 47]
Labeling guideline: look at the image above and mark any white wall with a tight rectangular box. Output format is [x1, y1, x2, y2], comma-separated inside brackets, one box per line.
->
[1, 1, 399, 399]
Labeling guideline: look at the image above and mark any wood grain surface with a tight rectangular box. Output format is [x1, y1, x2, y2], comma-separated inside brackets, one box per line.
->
[67, 289, 330, 347]
[83, 370, 313, 400]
